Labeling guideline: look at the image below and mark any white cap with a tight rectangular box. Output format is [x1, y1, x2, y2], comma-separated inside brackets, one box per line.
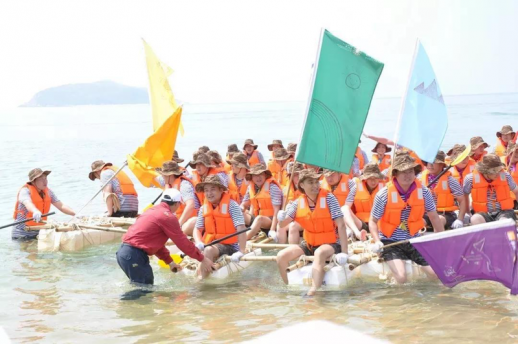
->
[161, 188, 184, 204]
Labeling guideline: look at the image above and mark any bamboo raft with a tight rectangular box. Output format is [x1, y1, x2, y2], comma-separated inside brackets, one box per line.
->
[27, 217, 135, 252]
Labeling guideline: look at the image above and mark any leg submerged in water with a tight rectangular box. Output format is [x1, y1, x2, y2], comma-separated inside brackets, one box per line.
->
[307, 245, 334, 296]
[276, 246, 304, 284]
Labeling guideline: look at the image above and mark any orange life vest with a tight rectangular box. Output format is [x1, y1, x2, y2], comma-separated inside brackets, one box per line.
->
[355, 148, 366, 170]
[249, 178, 280, 217]
[470, 170, 513, 212]
[201, 193, 237, 245]
[295, 189, 337, 247]
[494, 138, 508, 157]
[321, 174, 350, 206]
[13, 184, 51, 226]
[267, 159, 289, 186]
[222, 162, 232, 174]
[420, 170, 457, 212]
[371, 154, 391, 172]
[191, 168, 220, 204]
[245, 150, 261, 167]
[103, 166, 138, 196]
[451, 159, 476, 186]
[169, 176, 198, 219]
[283, 182, 302, 204]
[228, 173, 249, 203]
[353, 179, 384, 222]
[378, 180, 426, 238]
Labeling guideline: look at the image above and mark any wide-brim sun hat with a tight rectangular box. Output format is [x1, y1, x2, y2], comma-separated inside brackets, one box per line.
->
[155, 161, 183, 176]
[28, 168, 51, 183]
[195, 174, 228, 192]
[242, 139, 258, 150]
[297, 169, 323, 191]
[226, 153, 250, 170]
[475, 154, 505, 175]
[371, 142, 392, 153]
[267, 139, 284, 151]
[287, 162, 304, 175]
[89, 160, 113, 181]
[470, 136, 490, 154]
[496, 125, 516, 138]
[173, 150, 184, 163]
[272, 148, 291, 161]
[188, 153, 216, 169]
[391, 152, 422, 177]
[360, 163, 385, 180]
[245, 163, 272, 181]
[227, 144, 239, 155]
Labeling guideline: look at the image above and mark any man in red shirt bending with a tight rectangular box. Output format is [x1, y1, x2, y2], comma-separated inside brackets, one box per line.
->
[116, 188, 214, 285]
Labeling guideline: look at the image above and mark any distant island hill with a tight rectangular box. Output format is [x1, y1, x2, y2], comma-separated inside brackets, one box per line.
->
[21, 80, 150, 107]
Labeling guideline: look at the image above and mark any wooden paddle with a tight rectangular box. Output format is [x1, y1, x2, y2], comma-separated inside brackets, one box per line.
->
[0, 212, 56, 230]
[143, 192, 163, 212]
[427, 145, 471, 187]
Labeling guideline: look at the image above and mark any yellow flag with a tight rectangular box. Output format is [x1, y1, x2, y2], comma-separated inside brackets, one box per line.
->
[127, 107, 183, 187]
[142, 39, 185, 136]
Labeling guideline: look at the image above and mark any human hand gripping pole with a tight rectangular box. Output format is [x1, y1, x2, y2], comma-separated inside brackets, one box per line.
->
[0, 212, 56, 230]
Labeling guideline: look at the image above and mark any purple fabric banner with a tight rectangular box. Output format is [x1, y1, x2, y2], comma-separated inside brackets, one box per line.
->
[410, 219, 518, 295]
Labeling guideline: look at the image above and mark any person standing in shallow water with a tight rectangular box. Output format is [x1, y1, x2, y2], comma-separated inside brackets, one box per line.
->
[12, 168, 76, 240]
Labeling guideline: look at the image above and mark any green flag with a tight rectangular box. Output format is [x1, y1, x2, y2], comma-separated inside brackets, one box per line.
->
[296, 29, 384, 173]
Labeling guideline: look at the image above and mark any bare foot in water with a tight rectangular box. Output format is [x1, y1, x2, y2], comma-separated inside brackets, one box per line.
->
[306, 287, 316, 296]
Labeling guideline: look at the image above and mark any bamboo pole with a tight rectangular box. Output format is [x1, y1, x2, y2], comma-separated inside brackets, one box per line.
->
[75, 224, 127, 234]
[249, 243, 291, 249]
[257, 237, 273, 244]
[223, 256, 278, 262]
[286, 259, 309, 272]
[323, 262, 335, 272]
[25, 225, 54, 231]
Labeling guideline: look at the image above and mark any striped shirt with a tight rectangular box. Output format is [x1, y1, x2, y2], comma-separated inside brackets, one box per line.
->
[156, 176, 201, 210]
[427, 175, 464, 205]
[463, 172, 517, 212]
[371, 184, 436, 242]
[216, 172, 230, 187]
[195, 199, 245, 230]
[231, 174, 247, 203]
[286, 192, 344, 220]
[12, 187, 59, 239]
[242, 182, 283, 206]
[100, 170, 139, 212]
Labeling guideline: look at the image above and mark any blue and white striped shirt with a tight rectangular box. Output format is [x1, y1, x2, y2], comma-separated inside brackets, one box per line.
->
[13, 187, 59, 239]
[286, 192, 344, 220]
[463, 172, 516, 212]
[371, 184, 436, 242]
[427, 175, 463, 205]
[242, 182, 283, 206]
[100, 170, 139, 212]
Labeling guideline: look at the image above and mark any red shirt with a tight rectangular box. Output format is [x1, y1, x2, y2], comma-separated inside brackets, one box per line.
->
[122, 202, 204, 264]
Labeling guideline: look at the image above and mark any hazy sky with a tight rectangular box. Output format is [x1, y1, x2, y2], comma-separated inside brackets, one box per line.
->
[1, 0, 517, 107]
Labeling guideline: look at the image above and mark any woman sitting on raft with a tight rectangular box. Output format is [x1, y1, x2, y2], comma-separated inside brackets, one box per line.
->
[276, 169, 349, 296]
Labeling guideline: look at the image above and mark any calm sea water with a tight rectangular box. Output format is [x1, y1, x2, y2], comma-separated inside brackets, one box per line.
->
[1, 94, 518, 343]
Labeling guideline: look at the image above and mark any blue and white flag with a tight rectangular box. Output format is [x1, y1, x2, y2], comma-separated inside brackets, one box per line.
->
[395, 41, 447, 163]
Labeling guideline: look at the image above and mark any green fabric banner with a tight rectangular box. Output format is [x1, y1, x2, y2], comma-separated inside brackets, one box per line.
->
[297, 30, 384, 173]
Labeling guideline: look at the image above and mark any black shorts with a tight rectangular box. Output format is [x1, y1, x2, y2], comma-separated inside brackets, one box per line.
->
[214, 244, 238, 257]
[360, 220, 369, 232]
[476, 209, 517, 223]
[299, 240, 341, 256]
[424, 211, 457, 229]
[380, 240, 429, 266]
[112, 211, 138, 218]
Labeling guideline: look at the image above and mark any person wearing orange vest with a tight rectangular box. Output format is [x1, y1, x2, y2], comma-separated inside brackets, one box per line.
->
[240, 164, 282, 240]
[207, 150, 227, 173]
[242, 139, 265, 167]
[463, 154, 518, 225]
[470, 136, 489, 163]
[321, 170, 355, 206]
[342, 163, 385, 241]
[369, 152, 444, 284]
[286, 143, 297, 162]
[420, 151, 467, 230]
[193, 175, 247, 279]
[89, 160, 139, 217]
[12, 168, 76, 240]
[267, 148, 290, 187]
[267, 139, 284, 161]
[226, 153, 250, 204]
[189, 153, 229, 205]
[224, 144, 240, 173]
[354, 145, 369, 172]
[275, 162, 304, 244]
[494, 125, 516, 157]
[276, 169, 349, 296]
[155, 161, 200, 236]
[371, 142, 392, 173]
[446, 144, 476, 188]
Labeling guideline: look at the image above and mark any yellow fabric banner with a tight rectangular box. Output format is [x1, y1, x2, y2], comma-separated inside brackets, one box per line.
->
[127, 107, 183, 187]
[142, 39, 185, 136]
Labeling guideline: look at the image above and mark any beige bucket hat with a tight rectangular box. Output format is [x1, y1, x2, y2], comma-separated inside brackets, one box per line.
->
[297, 169, 323, 190]
[188, 153, 216, 169]
[267, 139, 284, 151]
[155, 161, 183, 176]
[371, 142, 392, 153]
[227, 144, 239, 155]
[89, 160, 113, 181]
[496, 125, 516, 138]
[470, 136, 490, 154]
[476, 154, 505, 175]
[391, 152, 422, 177]
[243, 139, 258, 150]
[226, 153, 250, 170]
[195, 174, 228, 192]
[272, 148, 291, 161]
[172, 150, 184, 163]
[28, 168, 51, 183]
[360, 163, 385, 180]
[286, 143, 297, 155]
[245, 163, 272, 181]
[207, 150, 223, 165]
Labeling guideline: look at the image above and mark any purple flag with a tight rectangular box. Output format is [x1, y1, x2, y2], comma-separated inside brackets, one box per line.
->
[410, 219, 518, 295]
